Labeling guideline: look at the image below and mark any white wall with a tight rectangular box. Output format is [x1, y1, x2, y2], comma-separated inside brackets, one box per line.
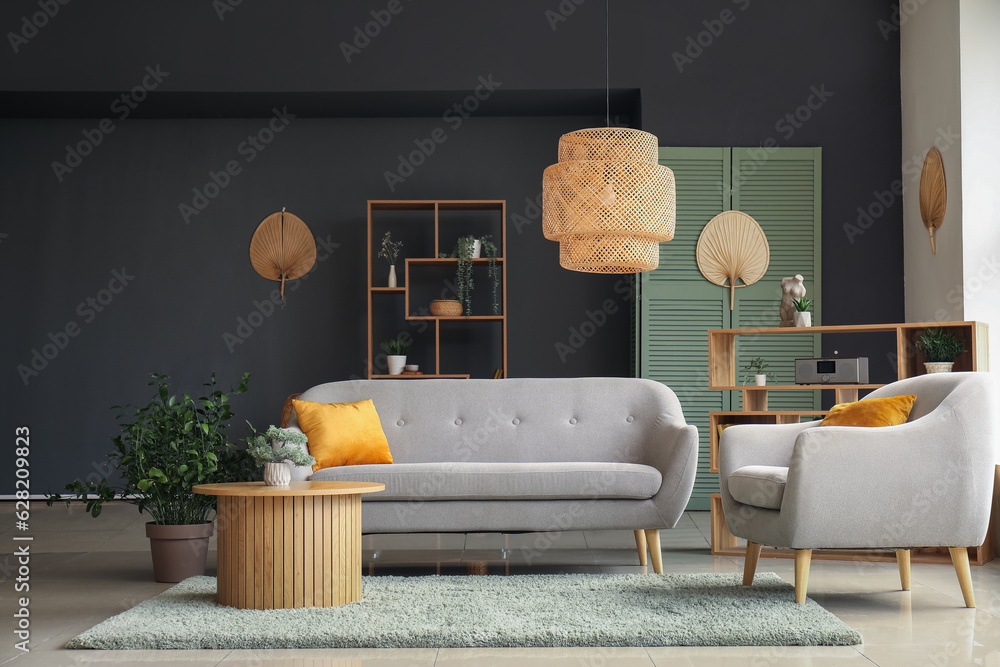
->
[900, 0, 964, 324]
[959, 0, 1000, 370]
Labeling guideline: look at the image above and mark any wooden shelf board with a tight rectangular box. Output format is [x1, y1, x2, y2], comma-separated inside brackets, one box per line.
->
[406, 258, 504, 266]
[711, 384, 884, 391]
[406, 315, 504, 321]
[368, 200, 435, 210]
[371, 287, 405, 293]
[369, 374, 470, 379]
[437, 200, 505, 211]
[709, 321, 980, 335]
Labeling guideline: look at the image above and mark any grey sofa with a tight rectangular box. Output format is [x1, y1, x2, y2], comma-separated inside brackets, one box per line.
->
[719, 372, 998, 606]
[284, 377, 699, 572]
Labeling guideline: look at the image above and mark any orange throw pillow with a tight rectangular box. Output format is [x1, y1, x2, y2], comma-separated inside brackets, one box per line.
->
[292, 398, 394, 471]
[819, 395, 916, 428]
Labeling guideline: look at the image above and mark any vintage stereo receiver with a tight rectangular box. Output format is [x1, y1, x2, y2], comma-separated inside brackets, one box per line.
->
[794, 357, 869, 384]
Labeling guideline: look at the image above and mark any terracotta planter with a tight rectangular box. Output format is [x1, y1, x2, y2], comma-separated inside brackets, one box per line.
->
[145, 522, 213, 583]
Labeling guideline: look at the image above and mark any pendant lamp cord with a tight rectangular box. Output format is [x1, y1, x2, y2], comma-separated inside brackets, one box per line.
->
[605, 0, 610, 127]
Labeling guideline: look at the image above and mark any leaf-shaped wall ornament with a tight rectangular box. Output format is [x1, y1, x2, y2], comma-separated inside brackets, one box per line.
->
[918, 146, 947, 254]
[248, 210, 317, 300]
[696, 210, 770, 310]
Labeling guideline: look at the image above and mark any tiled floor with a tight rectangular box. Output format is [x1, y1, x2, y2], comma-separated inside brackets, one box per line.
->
[3, 502, 1000, 666]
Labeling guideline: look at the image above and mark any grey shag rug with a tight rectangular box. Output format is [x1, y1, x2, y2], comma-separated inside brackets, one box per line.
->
[68, 573, 861, 649]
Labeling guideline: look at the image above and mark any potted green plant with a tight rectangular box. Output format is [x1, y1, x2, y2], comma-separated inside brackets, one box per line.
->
[383, 335, 410, 375]
[246, 425, 315, 486]
[916, 327, 966, 373]
[443, 235, 500, 316]
[378, 231, 403, 287]
[46, 372, 254, 582]
[793, 298, 813, 327]
[742, 356, 776, 386]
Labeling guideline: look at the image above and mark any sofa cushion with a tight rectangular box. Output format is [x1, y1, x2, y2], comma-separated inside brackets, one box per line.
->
[292, 398, 394, 470]
[728, 465, 788, 510]
[309, 461, 662, 501]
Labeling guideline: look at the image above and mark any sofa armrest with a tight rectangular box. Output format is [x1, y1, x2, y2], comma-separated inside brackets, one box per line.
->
[779, 406, 993, 548]
[281, 425, 314, 482]
[645, 418, 699, 527]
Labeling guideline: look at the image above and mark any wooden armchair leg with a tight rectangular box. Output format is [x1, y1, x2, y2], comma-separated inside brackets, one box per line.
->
[643, 529, 663, 574]
[743, 541, 762, 586]
[634, 530, 647, 566]
[896, 549, 911, 591]
[794, 549, 812, 604]
[949, 547, 976, 608]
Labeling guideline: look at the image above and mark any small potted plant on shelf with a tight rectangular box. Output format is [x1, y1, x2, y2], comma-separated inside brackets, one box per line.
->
[916, 327, 966, 373]
[742, 357, 776, 386]
[246, 425, 315, 486]
[383, 335, 410, 375]
[378, 231, 403, 288]
[46, 372, 255, 582]
[793, 298, 813, 327]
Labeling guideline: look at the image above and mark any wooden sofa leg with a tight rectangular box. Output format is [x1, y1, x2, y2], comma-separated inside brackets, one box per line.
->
[896, 549, 911, 591]
[794, 549, 812, 604]
[949, 547, 976, 608]
[634, 530, 648, 566]
[743, 541, 762, 586]
[644, 529, 663, 574]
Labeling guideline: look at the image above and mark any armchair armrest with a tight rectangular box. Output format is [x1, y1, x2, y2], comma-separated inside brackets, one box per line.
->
[719, 420, 818, 479]
[780, 405, 993, 548]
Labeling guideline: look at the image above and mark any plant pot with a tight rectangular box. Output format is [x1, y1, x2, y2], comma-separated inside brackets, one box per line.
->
[924, 361, 955, 374]
[755, 374, 767, 386]
[387, 355, 407, 375]
[387, 265, 397, 288]
[263, 461, 291, 486]
[472, 239, 482, 258]
[794, 311, 812, 327]
[145, 522, 213, 583]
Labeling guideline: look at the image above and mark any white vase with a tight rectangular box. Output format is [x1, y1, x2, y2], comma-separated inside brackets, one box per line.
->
[924, 361, 954, 373]
[794, 311, 812, 327]
[755, 374, 767, 386]
[472, 239, 482, 258]
[263, 461, 291, 486]
[387, 355, 406, 375]
[388, 265, 397, 288]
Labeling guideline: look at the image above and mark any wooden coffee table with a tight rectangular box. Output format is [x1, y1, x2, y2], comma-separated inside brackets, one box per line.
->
[193, 481, 384, 609]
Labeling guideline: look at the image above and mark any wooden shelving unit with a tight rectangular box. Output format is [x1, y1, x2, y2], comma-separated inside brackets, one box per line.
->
[708, 321, 995, 565]
[367, 200, 507, 379]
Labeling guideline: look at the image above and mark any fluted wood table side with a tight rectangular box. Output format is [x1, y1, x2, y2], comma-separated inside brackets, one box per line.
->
[194, 481, 384, 609]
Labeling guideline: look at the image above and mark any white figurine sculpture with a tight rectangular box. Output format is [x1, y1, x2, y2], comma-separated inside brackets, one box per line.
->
[780, 275, 806, 327]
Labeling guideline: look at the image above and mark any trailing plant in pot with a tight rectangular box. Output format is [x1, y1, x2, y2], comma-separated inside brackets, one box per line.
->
[46, 372, 255, 582]
[742, 356, 776, 386]
[443, 235, 500, 316]
[246, 425, 315, 486]
[378, 231, 403, 288]
[383, 335, 410, 375]
[793, 298, 813, 328]
[916, 327, 966, 373]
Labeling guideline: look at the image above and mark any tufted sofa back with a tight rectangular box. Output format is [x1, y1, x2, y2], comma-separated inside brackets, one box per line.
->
[288, 377, 687, 465]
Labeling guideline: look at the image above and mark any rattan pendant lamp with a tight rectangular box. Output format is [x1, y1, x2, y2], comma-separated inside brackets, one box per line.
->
[541, 1, 675, 273]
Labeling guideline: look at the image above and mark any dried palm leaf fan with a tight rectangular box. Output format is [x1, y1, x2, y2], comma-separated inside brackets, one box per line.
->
[540, 0, 676, 273]
[919, 146, 947, 254]
[248, 210, 317, 300]
[696, 211, 770, 310]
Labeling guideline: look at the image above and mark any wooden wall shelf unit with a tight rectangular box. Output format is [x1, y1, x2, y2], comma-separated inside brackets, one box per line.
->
[367, 200, 507, 380]
[708, 321, 995, 565]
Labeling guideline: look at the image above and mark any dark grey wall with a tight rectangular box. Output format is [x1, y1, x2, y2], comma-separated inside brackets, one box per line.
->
[0, 0, 903, 495]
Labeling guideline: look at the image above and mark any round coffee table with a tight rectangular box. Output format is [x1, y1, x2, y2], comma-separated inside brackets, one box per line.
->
[193, 481, 384, 609]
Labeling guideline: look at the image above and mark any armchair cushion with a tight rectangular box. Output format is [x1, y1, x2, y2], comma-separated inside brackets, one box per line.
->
[819, 394, 916, 428]
[728, 465, 788, 510]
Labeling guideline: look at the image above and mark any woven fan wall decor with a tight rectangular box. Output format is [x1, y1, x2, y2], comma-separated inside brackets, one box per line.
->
[919, 146, 947, 254]
[696, 210, 770, 310]
[249, 210, 317, 300]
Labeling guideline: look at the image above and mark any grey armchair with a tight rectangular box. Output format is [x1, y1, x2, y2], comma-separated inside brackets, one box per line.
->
[719, 372, 997, 607]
